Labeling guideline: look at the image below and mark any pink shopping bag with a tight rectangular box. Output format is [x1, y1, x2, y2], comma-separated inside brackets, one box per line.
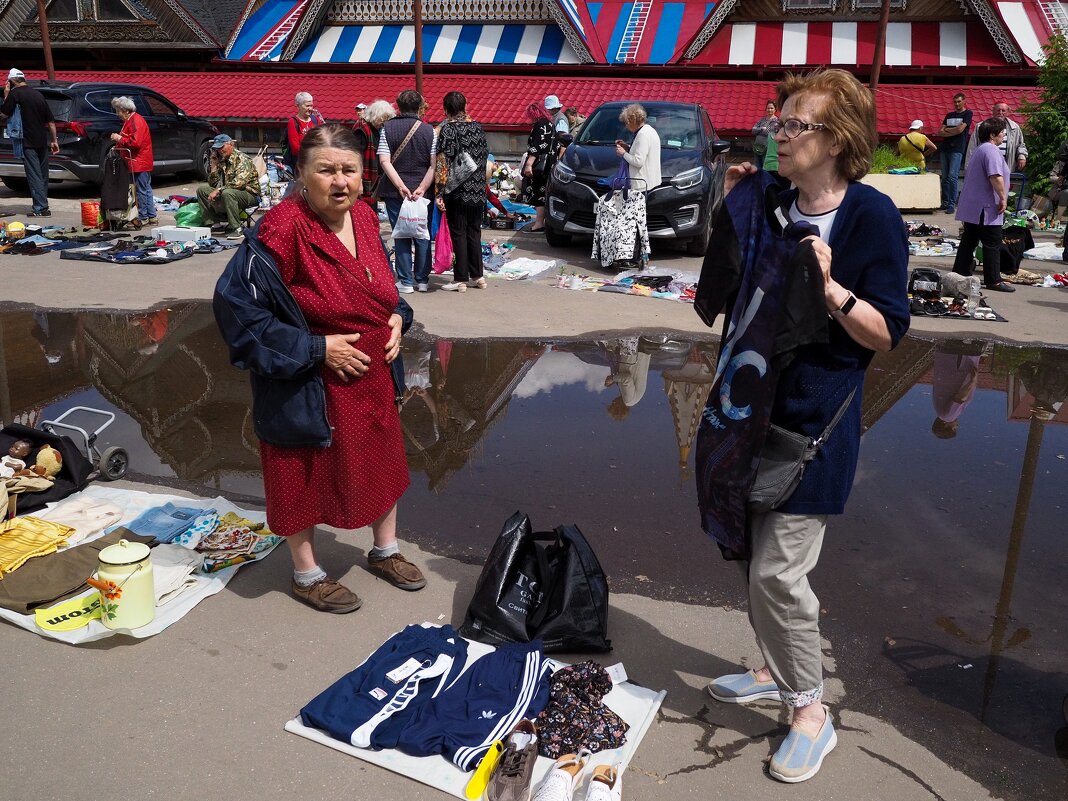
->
[433, 213, 454, 274]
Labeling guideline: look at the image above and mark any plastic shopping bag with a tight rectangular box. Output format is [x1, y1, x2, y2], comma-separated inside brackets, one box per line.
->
[433, 212, 454, 274]
[175, 202, 204, 228]
[393, 197, 431, 240]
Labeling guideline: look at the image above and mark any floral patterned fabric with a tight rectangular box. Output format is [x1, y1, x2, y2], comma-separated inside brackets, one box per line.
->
[534, 661, 629, 758]
[592, 190, 650, 268]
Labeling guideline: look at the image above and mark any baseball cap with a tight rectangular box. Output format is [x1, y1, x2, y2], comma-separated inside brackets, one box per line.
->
[211, 133, 233, 149]
[544, 95, 561, 111]
[909, 119, 924, 130]
[355, 102, 367, 110]
[7, 68, 24, 81]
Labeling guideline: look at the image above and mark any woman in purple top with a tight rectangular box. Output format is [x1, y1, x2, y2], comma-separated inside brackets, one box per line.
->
[952, 117, 1015, 293]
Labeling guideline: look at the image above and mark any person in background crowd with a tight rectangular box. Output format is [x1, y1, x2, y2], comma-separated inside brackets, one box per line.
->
[565, 106, 586, 136]
[953, 117, 1015, 293]
[897, 120, 937, 171]
[751, 99, 778, 165]
[352, 99, 395, 208]
[520, 100, 556, 232]
[937, 92, 972, 214]
[931, 343, 983, 439]
[213, 124, 424, 614]
[109, 96, 157, 227]
[379, 90, 436, 294]
[966, 102, 1026, 170]
[285, 92, 324, 172]
[700, 69, 909, 784]
[196, 133, 261, 237]
[435, 91, 488, 293]
[615, 103, 662, 191]
[545, 95, 569, 137]
[0, 68, 58, 217]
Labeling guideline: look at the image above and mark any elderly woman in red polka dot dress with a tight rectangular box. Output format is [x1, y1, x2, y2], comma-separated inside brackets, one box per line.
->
[214, 124, 427, 613]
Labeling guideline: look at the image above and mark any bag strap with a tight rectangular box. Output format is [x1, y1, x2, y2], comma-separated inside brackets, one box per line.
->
[392, 121, 422, 161]
[526, 530, 564, 630]
[813, 387, 857, 448]
[905, 133, 926, 155]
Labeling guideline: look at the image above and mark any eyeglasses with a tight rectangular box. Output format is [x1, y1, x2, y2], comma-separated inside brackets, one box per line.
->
[767, 118, 828, 139]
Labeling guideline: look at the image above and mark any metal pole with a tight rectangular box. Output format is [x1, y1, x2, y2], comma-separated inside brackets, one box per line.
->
[869, 0, 891, 92]
[36, 0, 56, 82]
[414, 0, 424, 96]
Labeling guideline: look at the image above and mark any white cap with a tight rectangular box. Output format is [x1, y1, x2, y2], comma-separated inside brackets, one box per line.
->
[544, 95, 561, 110]
[909, 119, 924, 130]
[355, 102, 366, 110]
[7, 68, 24, 81]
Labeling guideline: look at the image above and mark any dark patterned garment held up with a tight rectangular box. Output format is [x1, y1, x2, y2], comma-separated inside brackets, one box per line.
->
[535, 661, 629, 758]
[255, 196, 410, 537]
[520, 118, 556, 207]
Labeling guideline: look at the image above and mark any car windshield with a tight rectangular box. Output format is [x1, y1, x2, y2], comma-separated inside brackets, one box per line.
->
[575, 105, 701, 150]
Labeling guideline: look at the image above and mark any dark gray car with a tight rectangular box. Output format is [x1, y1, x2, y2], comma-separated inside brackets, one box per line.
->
[544, 100, 730, 255]
[0, 82, 218, 189]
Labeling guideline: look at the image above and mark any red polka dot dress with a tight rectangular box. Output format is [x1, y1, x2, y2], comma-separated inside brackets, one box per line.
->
[255, 196, 410, 537]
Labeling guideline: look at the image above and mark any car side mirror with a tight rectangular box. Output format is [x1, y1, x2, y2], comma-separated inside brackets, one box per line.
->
[556, 132, 574, 146]
[709, 139, 731, 156]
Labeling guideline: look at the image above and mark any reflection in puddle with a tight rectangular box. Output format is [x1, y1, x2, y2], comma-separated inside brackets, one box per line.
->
[1, 306, 1066, 799]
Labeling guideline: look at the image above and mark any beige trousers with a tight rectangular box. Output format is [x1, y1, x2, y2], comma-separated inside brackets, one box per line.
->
[744, 510, 828, 708]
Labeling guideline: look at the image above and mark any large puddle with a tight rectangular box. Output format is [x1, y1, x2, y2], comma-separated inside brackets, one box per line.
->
[2, 305, 1066, 798]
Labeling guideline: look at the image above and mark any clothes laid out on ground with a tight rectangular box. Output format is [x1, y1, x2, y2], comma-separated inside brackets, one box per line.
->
[553, 267, 699, 303]
[287, 623, 666, 800]
[0, 223, 237, 260]
[0, 485, 282, 644]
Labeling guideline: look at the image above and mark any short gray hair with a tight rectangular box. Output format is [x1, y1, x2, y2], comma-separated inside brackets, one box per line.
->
[362, 99, 396, 128]
[295, 91, 313, 106]
[619, 103, 647, 127]
[111, 96, 136, 113]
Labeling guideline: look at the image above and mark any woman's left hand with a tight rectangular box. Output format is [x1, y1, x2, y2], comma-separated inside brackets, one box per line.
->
[615, 143, 627, 157]
[435, 197, 445, 211]
[384, 313, 403, 364]
[804, 236, 845, 310]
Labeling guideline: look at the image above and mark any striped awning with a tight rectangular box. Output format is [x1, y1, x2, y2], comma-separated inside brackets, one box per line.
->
[290, 23, 580, 64]
[686, 20, 1011, 69]
[586, 1, 716, 64]
[994, 0, 1055, 65]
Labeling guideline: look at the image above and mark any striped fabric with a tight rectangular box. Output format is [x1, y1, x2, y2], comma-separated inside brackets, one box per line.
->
[0, 517, 72, 578]
[688, 20, 1012, 68]
[290, 24, 581, 64]
[588, 1, 716, 64]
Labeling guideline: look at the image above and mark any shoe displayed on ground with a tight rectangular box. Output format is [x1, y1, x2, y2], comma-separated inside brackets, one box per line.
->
[416, 282, 429, 292]
[291, 577, 362, 613]
[769, 705, 837, 783]
[396, 282, 415, 294]
[986, 281, 1015, 293]
[583, 765, 621, 801]
[532, 750, 590, 801]
[487, 720, 539, 801]
[367, 552, 427, 591]
[706, 669, 781, 703]
[441, 281, 467, 292]
[469, 277, 488, 289]
[27, 210, 51, 217]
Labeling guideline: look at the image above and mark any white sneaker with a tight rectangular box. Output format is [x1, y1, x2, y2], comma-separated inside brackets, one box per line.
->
[441, 282, 467, 292]
[416, 282, 429, 292]
[583, 765, 621, 801]
[396, 282, 415, 294]
[532, 751, 590, 801]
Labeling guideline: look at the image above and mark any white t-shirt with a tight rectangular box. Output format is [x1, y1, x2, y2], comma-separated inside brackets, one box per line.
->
[790, 201, 838, 241]
[377, 128, 437, 158]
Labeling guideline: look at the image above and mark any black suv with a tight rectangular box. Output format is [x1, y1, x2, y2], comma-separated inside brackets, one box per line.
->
[544, 100, 730, 255]
[0, 82, 218, 189]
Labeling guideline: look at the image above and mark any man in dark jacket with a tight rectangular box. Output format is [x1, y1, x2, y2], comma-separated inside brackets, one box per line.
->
[378, 90, 436, 294]
[0, 69, 59, 216]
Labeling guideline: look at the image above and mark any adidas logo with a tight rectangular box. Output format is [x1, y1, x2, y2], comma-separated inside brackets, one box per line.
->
[479, 710, 498, 719]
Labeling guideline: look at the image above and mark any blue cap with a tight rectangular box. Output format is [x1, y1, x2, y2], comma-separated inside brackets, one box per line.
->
[211, 133, 233, 149]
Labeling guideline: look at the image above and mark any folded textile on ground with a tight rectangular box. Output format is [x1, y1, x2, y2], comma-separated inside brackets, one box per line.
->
[151, 544, 205, 606]
[37, 496, 123, 546]
[0, 516, 73, 577]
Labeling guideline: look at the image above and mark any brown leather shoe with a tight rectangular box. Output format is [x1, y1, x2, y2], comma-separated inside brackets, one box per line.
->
[367, 552, 427, 591]
[291, 577, 362, 613]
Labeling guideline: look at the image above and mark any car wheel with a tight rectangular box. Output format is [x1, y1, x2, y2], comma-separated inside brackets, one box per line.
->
[545, 226, 572, 247]
[194, 140, 212, 180]
[1, 176, 29, 193]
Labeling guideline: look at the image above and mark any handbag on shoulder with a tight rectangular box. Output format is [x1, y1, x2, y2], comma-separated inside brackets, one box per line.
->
[749, 389, 856, 514]
[459, 511, 611, 653]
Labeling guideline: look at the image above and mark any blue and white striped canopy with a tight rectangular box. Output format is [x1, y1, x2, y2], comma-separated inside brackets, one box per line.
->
[292, 24, 581, 63]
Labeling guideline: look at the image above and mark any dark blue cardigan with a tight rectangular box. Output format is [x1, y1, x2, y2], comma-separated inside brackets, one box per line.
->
[772, 181, 910, 515]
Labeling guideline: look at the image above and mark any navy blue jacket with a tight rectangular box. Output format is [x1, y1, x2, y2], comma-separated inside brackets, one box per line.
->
[213, 224, 413, 448]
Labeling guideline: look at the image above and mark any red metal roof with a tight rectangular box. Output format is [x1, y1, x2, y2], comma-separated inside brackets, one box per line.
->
[26, 70, 1039, 138]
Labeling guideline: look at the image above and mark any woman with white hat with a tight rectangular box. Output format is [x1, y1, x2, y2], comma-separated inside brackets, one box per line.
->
[898, 119, 937, 171]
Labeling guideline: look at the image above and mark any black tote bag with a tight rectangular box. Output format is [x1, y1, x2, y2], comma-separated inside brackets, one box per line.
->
[459, 512, 612, 653]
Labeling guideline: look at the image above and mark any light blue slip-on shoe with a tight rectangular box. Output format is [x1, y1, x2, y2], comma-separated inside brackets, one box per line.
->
[706, 669, 781, 703]
[769, 705, 837, 783]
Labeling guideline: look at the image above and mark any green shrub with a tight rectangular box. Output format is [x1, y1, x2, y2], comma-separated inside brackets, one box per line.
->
[1022, 33, 1068, 196]
[869, 144, 915, 174]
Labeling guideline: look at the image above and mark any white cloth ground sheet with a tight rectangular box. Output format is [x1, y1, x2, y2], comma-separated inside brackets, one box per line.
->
[285, 636, 666, 799]
[0, 485, 277, 645]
